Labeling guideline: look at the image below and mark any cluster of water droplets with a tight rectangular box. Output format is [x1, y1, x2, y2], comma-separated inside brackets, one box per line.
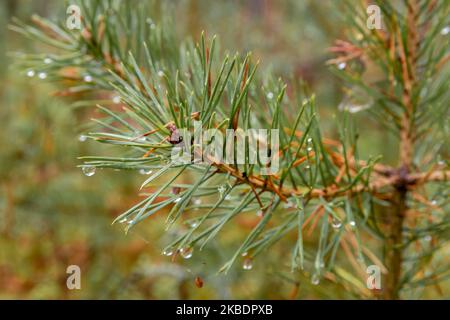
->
[25, 57, 55, 80]
[304, 138, 314, 171]
[162, 246, 194, 259]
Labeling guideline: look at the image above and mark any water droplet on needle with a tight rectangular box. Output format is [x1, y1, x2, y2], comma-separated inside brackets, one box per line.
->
[78, 135, 87, 142]
[139, 168, 153, 175]
[331, 218, 342, 229]
[243, 258, 253, 270]
[337, 62, 346, 70]
[82, 166, 96, 177]
[162, 248, 175, 256]
[180, 246, 193, 259]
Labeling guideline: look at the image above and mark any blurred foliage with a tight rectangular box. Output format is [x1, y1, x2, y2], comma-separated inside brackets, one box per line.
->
[0, 0, 447, 299]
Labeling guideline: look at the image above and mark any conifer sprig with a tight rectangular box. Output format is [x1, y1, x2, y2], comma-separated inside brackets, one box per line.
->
[12, 0, 449, 299]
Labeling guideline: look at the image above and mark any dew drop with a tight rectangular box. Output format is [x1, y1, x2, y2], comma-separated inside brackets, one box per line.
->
[78, 135, 87, 142]
[241, 252, 248, 257]
[44, 58, 53, 64]
[84, 75, 93, 82]
[424, 235, 432, 242]
[266, 92, 274, 100]
[256, 210, 264, 217]
[139, 168, 153, 175]
[441, 26, 450, 35]
[26, 70, 35, 77]
[38, 72, 47, 79]
[307, 138, 313, 143]
[331, 218, 342, 229]
[349, 220, 356, 227]
[311, 273, 320, 285]
[82, 165, 96, 177]
[157, 70, 164, 77]
[307, 147, 313, 152]
[174, 197, 182, 203]
[337, 62, 346, 70]
[162, 248, 174, 256]
[430, 200, 437, 206]
[305, 165, 311, 170]
[242, 258, 253, 270]
[180, 246, 193, 259]
[189, 221, 199, 228]
[348, 104, 370, 113]
[193, 198, 202, 205]
[112, 96, 121, 104]
[119, 217, 128, 224]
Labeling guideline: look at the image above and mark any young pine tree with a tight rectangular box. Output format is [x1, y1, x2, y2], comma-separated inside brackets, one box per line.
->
[12, 0, 449, 299]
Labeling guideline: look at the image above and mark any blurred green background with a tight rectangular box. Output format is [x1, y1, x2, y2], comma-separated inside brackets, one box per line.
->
[0, 0, 415, 299]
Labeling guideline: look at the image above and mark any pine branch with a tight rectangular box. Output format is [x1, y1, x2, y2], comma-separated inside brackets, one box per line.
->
[11, 0, 449, 298]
